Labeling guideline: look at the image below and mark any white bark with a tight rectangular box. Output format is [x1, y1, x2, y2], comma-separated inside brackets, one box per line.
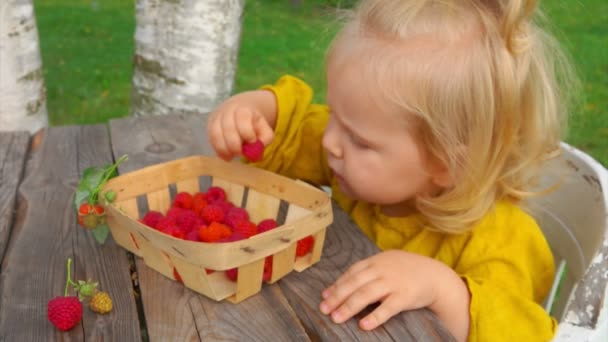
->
[131, 0, 245, 118]
[0, 0, 48, 133]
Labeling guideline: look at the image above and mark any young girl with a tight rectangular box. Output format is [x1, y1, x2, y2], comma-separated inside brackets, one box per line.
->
[207, 0, 578, 340]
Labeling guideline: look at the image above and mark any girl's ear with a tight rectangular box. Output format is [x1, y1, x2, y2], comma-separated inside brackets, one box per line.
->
[430, 162, 455, 188]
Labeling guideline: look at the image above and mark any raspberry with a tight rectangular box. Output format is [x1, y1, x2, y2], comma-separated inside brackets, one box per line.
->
[232, 220, 258, 238]
[175, 210, 201, 231]
[263, 256, 273, 282]
[218, 232, 246, 242]
[225, 207, 249, 228]
[205, 186, 227, 203]
[47, 296, 82, 331]
[141, 211, 164, 228]
[78, 202, 93, 215]
[257, 218, 278, 233]
[215, 200, 234, 215]
[199, 222, 232, 242]
[173, 192, 194, 209]
[166, 207, 188, 219]
[173, 267, 183, 283]
[165, 226, 186, 239]
[201, 204, 225, 224]
[225, 268, 238, 282]
[185, 229, 201, 241]
[89, 291, 113, 314]
[156, 217, 177, 232]
[192, 192, 208, 215]
[225, 256, 273, 283]
[242, 140, 265, 162]
[296, 235, 315, 257]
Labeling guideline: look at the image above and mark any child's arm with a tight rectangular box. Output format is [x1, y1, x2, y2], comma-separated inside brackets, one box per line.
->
[208, 75, 333, 186]
[319, 250, 470, 341]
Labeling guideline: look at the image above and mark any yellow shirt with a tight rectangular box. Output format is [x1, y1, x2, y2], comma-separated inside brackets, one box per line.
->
[250, 75, 558, 341]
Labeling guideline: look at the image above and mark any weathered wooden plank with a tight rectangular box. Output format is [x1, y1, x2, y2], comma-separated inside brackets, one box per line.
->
[0, 126, 141, 341]
[279, 205, 455, 341]
[109, 113, 309, 341]
[0, 131, 29, 259]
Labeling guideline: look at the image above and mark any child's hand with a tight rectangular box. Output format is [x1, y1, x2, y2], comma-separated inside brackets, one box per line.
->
[207, 90, 277, 161]
[319, 250, 470, 341]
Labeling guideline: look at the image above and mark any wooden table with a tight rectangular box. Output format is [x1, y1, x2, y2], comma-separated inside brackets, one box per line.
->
[0, 113, 454, 341]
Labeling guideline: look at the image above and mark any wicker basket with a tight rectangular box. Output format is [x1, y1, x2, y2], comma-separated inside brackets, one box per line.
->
[100, 155, 333, 303]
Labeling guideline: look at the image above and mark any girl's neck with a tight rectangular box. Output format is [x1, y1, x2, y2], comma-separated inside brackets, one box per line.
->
[380, 199, 419, 217]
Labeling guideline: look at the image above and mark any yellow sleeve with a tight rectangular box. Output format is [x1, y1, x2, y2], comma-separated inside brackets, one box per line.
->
[456, 203, 558, 341]
[248, 75, 332, 186]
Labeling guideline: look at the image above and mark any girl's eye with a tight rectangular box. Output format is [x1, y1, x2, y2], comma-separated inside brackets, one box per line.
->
[349, 132, 368, 148]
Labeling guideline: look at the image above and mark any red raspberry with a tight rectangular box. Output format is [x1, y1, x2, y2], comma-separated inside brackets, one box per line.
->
[165, 226, 186, 239]
[242, 140, 265, 162]
[232, 220, 258, 238]
[47, 296, 83, 331]
[173, 267, 183, 283]
[296, 235, 315, 257]
[225, 207, 249, 228]
[173, 192, 194, 209]
[263, 256, 273, 282]
[201, 204, 225, 224]
[166, 207, 188, 219]
[185, 229, 201, 241]
[257, 218, 278, 233]
[155, 217, 177, 232]
[199, 222, 232, 242]
[192, 192, 208, 215]
[205, 186, 227, 203]
[215, 200, 234, 214]
[78, 202, 93, 215]
[225, 268, 238, 282]
[141, 211, 164, 228]
[175, 210, 201, 231]
[225, 256, 273, 283]
[218, 232, 246, 242]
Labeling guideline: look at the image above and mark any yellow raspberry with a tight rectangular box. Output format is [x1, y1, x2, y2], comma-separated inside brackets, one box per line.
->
[89, 291, 113, 314]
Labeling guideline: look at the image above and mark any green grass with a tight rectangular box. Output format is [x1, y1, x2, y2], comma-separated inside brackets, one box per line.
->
[35, 0, 607, 165]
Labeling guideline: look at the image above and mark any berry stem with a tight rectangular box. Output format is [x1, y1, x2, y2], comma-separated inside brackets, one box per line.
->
[89, 154, 128, 204]
[64, 258, 73, 297]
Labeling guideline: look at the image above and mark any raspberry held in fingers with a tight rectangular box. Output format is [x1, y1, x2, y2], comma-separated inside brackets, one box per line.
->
[242, 140, 264, 162]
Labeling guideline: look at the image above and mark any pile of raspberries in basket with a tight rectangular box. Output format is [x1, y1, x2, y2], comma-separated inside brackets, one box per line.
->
[139, 186, 314, 282]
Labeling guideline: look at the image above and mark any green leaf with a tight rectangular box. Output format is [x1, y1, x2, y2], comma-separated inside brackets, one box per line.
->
[73, 188, 90, 210]
[92, 224, 110, 244]
[83, 167, 106, 190]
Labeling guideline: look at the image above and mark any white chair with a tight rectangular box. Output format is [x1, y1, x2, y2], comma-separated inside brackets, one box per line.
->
[524, 143, 608, 341]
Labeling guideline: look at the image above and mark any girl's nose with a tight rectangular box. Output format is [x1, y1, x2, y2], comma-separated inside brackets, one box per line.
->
[322, 120, 343, 159]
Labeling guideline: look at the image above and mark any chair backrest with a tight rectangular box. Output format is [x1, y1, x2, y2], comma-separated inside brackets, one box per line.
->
[523, 143, 608, 322]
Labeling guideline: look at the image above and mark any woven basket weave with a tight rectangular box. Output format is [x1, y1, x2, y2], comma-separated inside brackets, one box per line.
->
[100, 156, 333, 303]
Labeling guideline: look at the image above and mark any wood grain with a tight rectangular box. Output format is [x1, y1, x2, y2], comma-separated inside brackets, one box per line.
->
[0, 131, 29, 259]
[109, 113, 309, 341]
[0, 126, 140, 341]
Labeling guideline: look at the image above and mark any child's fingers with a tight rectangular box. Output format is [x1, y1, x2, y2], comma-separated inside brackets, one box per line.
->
[234, 107, 258, 144]
[207, 117, 232, 160]
[327, 281, 387, 324]
[320, 266, 376, 314]
[359, 297, 401, 331]
[253, 115, 274, 146]
[220, 109, 245, 155]
[322, 259, 370, 299]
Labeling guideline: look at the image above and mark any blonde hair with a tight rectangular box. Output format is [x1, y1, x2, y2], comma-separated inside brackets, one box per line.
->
[327, 0, 579, 233]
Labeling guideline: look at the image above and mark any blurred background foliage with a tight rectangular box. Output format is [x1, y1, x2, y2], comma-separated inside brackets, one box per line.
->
[34, 0, 607, 165]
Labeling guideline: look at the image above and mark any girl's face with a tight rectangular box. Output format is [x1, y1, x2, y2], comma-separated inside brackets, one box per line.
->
[322, 60, 445, 215]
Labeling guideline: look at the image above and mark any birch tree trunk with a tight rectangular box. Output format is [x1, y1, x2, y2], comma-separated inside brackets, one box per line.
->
[0, 0, 48, 133]
[131, 0, 245, 118]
